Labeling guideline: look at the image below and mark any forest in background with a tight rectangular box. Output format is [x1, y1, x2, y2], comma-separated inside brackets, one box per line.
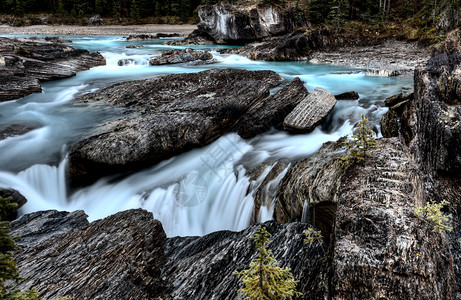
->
[0, 0, 460, 34]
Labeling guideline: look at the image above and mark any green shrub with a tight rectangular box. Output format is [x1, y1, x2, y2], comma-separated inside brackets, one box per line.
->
[234, 225, 301, 300]
[304, 227, 323, 246]
[414, 200, 453, 233]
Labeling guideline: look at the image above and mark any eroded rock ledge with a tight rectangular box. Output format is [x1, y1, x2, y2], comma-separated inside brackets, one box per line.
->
[0, 37, 106, 102]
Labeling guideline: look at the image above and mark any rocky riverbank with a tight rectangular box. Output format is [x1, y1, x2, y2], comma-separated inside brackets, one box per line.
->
[0, 37, 105, 102]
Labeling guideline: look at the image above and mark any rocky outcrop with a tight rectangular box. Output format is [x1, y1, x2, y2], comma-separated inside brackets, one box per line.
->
[12, 209, 326, 299]
[331, 138, 455, 299]
[237, 77, 309, 139]
[283, 87, 337, 133]
[69, 69, 284, 187]
[13, 209, 167, 299]
[334, 91, 360, 100]
[196, 2, 302, 44]
[149, 48, 214, 65]
[0, 37, 106, 102]
[163, 221, 326, 299]
[219, 29, 335, 61]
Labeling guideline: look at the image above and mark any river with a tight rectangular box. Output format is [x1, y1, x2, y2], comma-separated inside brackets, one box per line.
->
[0, 35, 413, 236]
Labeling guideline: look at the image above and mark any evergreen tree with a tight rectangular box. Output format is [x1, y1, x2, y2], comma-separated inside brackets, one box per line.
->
[340, 114, 378, 165]
[234, 226, 301, 300]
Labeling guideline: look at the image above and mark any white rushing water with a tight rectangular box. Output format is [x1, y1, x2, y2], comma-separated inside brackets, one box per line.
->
[0, 35, 413, 237]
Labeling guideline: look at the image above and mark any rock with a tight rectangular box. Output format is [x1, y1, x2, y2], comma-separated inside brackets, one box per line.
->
[125, 45, 144, 49]
[11, 210, 89, 249]
[196, 2, 302, 44]
[0, 122, 41, 141]
[237, 77, 309, 139]
[163, 221, 327, 299]
[88, 14, 103, 26]
[13, 209, 167, 299]
[412, 30, 461, 176]
[165, 29, 216, 46]
[271, 139, 347, 235]
[220, 29, 334, 61]
[117, 58, 135, 66]
[0, 188, 28, 221]
[125, 33, 180, 41]
[385, 93, 404, 106]
[331, 138, 455, 299]
[0, 37, 106, 102]
[334, 91, 359, 100]
[381, 108, 400, 138]
[69, 68, 284, 187]
[366, 69, 400, 76]
[149, 48, 214, 65]
[283, 87, 337, 133]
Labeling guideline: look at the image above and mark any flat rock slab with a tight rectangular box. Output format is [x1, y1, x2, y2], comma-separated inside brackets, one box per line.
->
[69, 68, 284, 187]
[283, 87, 337, 133]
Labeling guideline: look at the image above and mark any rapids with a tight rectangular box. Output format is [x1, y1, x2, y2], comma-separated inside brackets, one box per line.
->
[0, 35, 413, 236]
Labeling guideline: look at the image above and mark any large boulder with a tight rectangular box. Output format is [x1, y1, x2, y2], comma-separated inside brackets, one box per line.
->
[283, 87, 337, 133]
[13, 209, 167, 299]
[0, 37, 105, 102]
[237, 77, 309, 139]
[68, 69, 284, 187]
[196, 2, 302, 44]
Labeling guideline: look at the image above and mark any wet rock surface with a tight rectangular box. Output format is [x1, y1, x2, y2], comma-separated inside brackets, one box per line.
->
[68, 68, 284, 187]
[283, 87, 337, 133]
[13, 209, 167, 300]
[0, 37, 106, 102]
[196, 2, 302, 44]
[0, 122, 41, 141]
[149, 48, 214, 65]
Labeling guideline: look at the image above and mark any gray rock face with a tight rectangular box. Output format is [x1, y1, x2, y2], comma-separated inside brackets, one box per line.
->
[283, 87, 337, 133]
[0, 37, 106, 102]
[272, 140, 346, 235]
[163, 221, 326, 300]
[11, 210, 89, 249]
[149, 48, 214, 65]
[69, 68, 284, 187]
[332, 138, 455, 299]
[197, 2, 301, 44]
[13, 209, 167, 300]
[237, 77, 309, 139]
[0, 122, 41, 141]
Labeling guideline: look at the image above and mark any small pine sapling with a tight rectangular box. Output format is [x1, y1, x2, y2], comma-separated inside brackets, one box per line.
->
[340, 114, 378, 165]
[414, 200, 453, 233]
[234, 225, 301, 300]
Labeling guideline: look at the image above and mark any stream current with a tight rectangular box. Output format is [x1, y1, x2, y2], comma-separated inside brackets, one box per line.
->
[0, 35, 413, 236]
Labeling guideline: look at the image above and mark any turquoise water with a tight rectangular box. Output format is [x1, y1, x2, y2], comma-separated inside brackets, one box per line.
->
[0, 35, 413, 236]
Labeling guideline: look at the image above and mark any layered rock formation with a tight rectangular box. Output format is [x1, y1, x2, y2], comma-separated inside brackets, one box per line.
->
[0, 37, 105, 102]
[68, 69, 285, 187]
[196, 2, 302, 44]
[283, 87, 337, 133]
[12, 209, 167, 299]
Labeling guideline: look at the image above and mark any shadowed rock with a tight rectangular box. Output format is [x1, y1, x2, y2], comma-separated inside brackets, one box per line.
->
[334, 91, 359, 100]
[0, 188, 28, 221]
[0, 122, 41, 141]
[283, 87, 337, 133]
